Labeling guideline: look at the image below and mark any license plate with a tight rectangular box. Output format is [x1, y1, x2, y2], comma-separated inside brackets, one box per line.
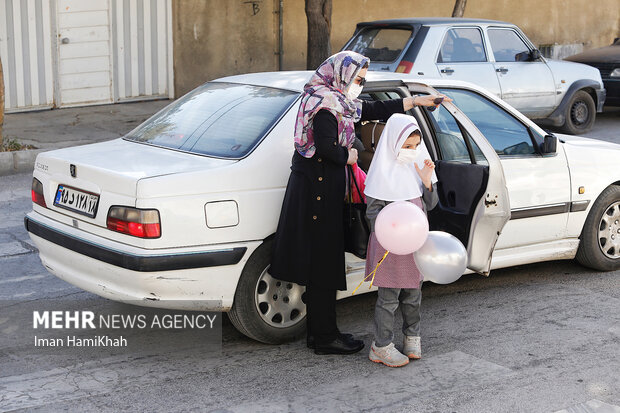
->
[53, 184, 100, 218]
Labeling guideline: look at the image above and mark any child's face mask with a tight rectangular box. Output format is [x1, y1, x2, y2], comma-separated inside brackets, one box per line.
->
[396, 147, 420, 164]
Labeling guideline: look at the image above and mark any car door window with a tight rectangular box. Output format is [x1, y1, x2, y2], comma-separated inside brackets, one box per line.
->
[438, 88, 537, 156]
[437, 28, 487, 63]
[424, 104, 488, 165]
[488, 29, 530, 62]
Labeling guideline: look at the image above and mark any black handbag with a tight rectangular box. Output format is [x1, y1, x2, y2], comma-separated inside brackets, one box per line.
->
[343, 165, 370, 259]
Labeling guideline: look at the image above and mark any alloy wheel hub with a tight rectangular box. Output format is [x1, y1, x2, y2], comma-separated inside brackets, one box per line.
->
[255, 267, 306, 328]
[598, 201, 620, 259]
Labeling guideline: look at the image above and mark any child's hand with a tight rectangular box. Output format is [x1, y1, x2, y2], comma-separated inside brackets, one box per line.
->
[414, 159, 435, 189]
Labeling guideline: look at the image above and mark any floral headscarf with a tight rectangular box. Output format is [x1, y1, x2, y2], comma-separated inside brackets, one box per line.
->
[294, 51, 370, 158]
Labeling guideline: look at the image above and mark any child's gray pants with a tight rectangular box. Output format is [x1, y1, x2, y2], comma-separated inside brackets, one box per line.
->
[374, 287, 421, 347]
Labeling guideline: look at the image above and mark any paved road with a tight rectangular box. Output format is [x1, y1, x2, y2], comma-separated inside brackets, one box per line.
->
[0, 110, 619, 412]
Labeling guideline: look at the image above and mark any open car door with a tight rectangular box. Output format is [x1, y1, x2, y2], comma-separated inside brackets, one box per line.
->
[407, 83, 511, 275]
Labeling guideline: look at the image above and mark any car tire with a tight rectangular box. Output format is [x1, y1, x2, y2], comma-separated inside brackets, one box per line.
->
[228, 240, 307, 344]
[575, 185, 620, 271]
[559, 90, 596, 135]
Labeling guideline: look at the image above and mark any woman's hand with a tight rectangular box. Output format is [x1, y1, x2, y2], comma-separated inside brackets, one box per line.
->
[414, 159, 435, 190]
[403, 94, 453, 111]
[347, 148, 359, 165]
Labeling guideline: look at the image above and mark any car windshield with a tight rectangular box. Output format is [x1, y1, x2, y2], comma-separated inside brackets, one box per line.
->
[344, 27, 412, 62]
[124, 82, 299, 158]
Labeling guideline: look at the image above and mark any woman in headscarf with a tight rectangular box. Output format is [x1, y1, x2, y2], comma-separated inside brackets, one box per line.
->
[270, 51, 446, 355]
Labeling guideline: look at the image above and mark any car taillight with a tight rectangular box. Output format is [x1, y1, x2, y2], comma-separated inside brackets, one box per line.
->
[396, 60, 414, 74]
[31, 178, 47, 208]
[107, 207, 161, 238]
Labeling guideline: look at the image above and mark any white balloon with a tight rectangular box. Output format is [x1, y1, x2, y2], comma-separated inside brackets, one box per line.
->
[414, 231, 468, 284]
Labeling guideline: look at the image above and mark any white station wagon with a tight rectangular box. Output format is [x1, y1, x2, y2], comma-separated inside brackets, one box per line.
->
[25, 71, 620, 343]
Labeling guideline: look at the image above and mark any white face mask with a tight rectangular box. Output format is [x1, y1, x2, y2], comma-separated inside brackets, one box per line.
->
[346, 83, 363, 100]
[396, 148, 420, 164]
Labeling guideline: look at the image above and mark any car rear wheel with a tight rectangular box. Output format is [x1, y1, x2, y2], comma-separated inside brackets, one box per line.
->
[559, 90, 596, 135]
[228, 240, 307, 344]
[575, 185, 620, 271]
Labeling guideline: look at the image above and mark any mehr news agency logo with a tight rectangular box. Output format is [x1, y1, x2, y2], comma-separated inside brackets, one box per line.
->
[32, 310, 218, 348]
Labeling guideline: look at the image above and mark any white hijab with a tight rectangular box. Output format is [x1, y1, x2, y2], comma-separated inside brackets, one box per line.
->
[364, 113, 438, 202]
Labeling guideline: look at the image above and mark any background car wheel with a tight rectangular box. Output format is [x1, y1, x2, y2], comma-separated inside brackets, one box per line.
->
[575, 185, 620, 271]
[559, 90, 596, 135]
[228, 240, 307, 344]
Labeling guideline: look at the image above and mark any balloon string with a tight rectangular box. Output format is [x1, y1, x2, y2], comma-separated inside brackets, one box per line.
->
[369, 250, 389, 289]
[352, 250, 389, 295]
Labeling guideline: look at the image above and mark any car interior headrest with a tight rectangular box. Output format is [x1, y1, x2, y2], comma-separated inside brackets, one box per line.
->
[359, 121, 386, 153]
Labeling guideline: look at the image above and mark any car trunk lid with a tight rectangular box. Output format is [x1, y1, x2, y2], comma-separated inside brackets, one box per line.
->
[34, 138, 235, 225]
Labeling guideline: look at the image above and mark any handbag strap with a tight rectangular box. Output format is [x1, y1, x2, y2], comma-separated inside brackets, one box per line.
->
[371, 122, 378, 150]
[347, 165, 364, 202]
[346, 165, 352, 204]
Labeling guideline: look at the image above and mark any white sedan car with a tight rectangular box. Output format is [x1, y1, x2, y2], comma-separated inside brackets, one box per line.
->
[25, 71, 620, 343]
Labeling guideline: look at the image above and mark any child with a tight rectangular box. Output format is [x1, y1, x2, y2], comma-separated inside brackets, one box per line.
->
[363, 113, 438, 367]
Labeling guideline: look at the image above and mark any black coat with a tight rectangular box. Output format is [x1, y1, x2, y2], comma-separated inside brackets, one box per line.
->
[270, 99, 405, 290]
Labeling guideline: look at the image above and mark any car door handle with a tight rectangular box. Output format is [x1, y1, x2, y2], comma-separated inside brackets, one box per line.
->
[440, 68, 454, 74]
[495, 67, 508, 73]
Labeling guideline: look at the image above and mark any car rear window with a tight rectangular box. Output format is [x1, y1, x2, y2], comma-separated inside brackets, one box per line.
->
[344, 27, 412, 62]
[124, 82, 299, 158]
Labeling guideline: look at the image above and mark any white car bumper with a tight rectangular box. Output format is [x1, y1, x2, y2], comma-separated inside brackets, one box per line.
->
[25, 211, 261, 311]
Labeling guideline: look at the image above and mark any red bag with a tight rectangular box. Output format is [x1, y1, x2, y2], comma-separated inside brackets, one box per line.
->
[347, 163, 367, 203]
[344, 164, 370, 259]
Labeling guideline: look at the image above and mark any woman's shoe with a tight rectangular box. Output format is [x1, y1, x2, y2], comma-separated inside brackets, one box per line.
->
[314, 335, 364, 355]
[307, 333, 353, 349]
[369, 341, 409, 367]
[403, 336, 421, 359]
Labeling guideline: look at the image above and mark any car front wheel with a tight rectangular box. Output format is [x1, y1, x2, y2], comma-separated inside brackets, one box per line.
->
[228, 240, 307, 344]
[559, 90, 596, 135]
[575, 185, 620, 271]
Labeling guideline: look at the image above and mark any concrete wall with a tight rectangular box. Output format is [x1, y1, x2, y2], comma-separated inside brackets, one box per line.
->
[172, 0, 279, 96]
[173, 0, 620, 97]
[463, 0, 620, 50]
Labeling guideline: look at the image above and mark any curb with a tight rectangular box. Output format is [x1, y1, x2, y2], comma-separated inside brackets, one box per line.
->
[0, 148, 48, 177]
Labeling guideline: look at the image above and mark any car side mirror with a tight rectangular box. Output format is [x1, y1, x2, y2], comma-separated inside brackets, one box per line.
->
[515, 50, 541, 61]
[542, 134, 557, 154]
[514, 51, 530, 61]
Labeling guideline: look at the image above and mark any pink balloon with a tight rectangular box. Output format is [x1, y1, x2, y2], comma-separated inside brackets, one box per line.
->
[375, 201, 429, 255]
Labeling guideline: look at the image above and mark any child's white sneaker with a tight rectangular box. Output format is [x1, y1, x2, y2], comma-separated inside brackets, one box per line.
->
[369, 341, 409, 367]
[403, 336, 421, 359]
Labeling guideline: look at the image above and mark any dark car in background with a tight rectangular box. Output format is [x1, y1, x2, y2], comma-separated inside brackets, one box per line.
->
[341, 18, 606, 134]
[565, 38, 620, 106]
